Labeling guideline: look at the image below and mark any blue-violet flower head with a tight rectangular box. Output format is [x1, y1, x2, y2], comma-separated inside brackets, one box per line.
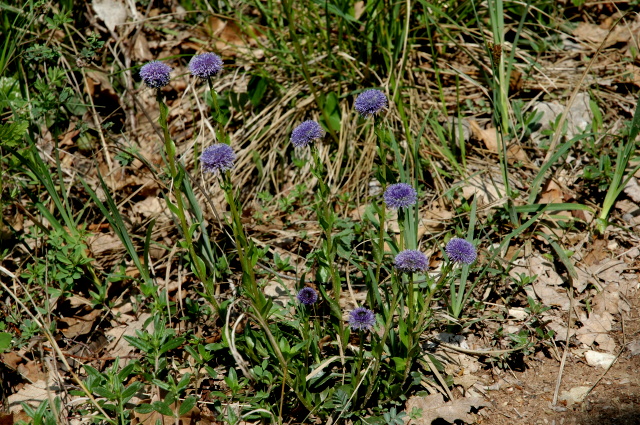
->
[384, 183, 417, 209]
[394, 250, 429, 273]
[189, 53, 223, 79]
[296, 287, 318, 306]
[290, 120, 325, 148]
[200, 144, 236, 173]
[348, 307, 376, 331]
[139, 61, 172, 88]
[355, 89, 387, 117]
[445, 238, 477, 265]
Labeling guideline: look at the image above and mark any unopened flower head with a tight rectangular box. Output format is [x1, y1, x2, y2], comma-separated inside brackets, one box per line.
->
[394, 249, 429, 273]
[290, 120, 325, 148]
[348, 307, 376, 331]
[200, 144, 236, 173]
[354, 89, 387, 117]
[139, 61, 172, 88]
[296, 287, 318, 306]
[189, 53, 223, 79]
[445, 238, 477, 265]
[384, 183, 417, 209]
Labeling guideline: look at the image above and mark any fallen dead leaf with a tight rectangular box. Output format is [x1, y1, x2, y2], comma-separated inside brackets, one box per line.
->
[404, 393, 488, 424]
[538, 179, 565, 205]
[559, 386, 590, 406]
[575, 311, 616, 352]
[532, 278, 570, 310]
[92, 0, 128, 33]
[468, 119, 529, 163]
[460, 173, 506, 206]
[59, 309, 101, 338]
[573, 15, 640, 50]
[7, 380, 56, 413]
[623, 177, 640, 203]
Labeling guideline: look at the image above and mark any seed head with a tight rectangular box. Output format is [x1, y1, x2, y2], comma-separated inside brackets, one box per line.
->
[189, 53, 223, 79]
[348, 307, 376, 331]
[354, 89, 387, 117]
[384, 183, 417, 209]
[394, 250, 429, 273]
[445, 238, 477, 265]
[200, 144, 236, 173]
[139, 61, 172, 88]
[290, 120, 325, 148]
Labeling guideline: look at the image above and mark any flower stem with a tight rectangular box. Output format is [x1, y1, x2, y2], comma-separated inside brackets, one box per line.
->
[156, 90, 218, 312]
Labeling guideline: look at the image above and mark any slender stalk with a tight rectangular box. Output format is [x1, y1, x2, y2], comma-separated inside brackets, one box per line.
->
[281, 0, 339, 144]
[156, 90, 218, 312]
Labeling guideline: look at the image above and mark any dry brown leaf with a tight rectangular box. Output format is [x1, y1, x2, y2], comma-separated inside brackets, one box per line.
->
[592, 281, 631, 316]
[575, 311, 616, 352]
[468, 119, 528, 163]
[105, 313, 152, 366]
[59, 309, 101, 338]
[573, 16, 640, 49]
[404, 393, 488, 424]
[528, 254, 564, 286]
[418, 208, 454, 236]
[460, 173, 506, 206]
[7, 380, 54, 413]
[92, 0, 128, 33]
[88, 232, 122, 256]
[132, 33, 153, 61]
[538, 179, 564, 205]
[624, 177, 640, 203]
[532, 278, 570, 310]
[131, 196, 164, 219]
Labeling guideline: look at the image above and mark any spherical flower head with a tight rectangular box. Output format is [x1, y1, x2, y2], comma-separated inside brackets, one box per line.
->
[200, 144, 236, 173]
[296, 287, 318, 306]
[445, 238, 477, 265]
[394, 249, 429, 273]
[348, 307, 376, 331]
[139, 61, 172, 88]
[354, 89, 387, 117]
[290, 120, 325, 148]
[189, 53, 223, 79]
[384, 183, 417, 209]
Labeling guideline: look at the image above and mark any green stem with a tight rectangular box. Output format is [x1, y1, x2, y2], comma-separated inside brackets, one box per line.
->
[156, 90, 218, 312]
[281, 0, 339, 145]
[222, 173, 264, 310]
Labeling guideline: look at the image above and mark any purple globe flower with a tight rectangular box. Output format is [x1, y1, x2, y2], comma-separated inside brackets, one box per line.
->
[139, 61, 172, 88]
[354, 89, 387, 117]
[445, 238, 477, 265]
[383, 183, 417, 209]
[296, 287, 318, 306]
[394, 250, 429, 273]
[189, 53, 223, 79]
[290, 120, 325, 148]
[200, 144, 236, 173]
[348, 307, 376, 331]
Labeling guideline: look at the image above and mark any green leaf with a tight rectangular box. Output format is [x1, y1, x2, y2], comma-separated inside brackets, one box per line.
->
[0, 332, 12, 352]
[159, 336, 185, 355]
[134, 404, 154, 414]
[123, 335, 153, 353]
[0, 120, 28, 148]
[122, 382, 144, 403]
[178, 396, 197, 416]
[152, 400, 174, 417]
[248, 75, 268, 107]
[93, 387, 116, 400]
